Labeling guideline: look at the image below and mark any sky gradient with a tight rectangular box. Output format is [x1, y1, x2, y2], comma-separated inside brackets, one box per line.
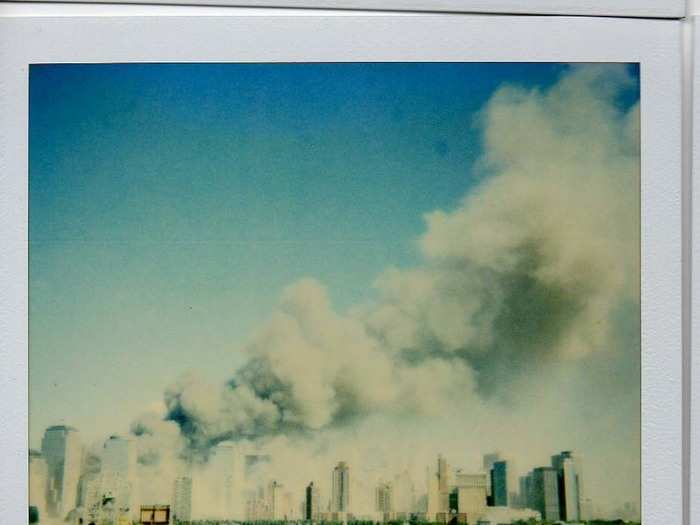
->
[29, 63, 586, 445]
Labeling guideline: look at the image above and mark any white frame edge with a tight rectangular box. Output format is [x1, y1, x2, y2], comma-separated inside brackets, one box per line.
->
[1, 0, 687, 19]
[0, 12, 683, 525]
[691, 14, 700, 525]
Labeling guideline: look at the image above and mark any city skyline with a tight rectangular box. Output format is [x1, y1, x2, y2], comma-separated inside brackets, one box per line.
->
[31, 422, 618, 524]
[29, 62, 641, 523]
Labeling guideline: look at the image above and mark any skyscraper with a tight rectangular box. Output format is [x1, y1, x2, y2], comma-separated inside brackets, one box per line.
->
[209, 442, 244, 519]
[79, 472, 104, 525]
[29, 450, 49, 521]
[268, 480, 284, 520]
[518, 474, 533, 509]
[482, 453, 500, 501]
[551, 451, 581, 521]
[332, 462, 350, 513]
[305, 482, 320, 521]
[437, 455, 450, 513]
[375, 481, 394, 517]
[491, 461, 508, 507]
[41, 425, 82, 519]
[173, 476, 193, 522]
[101, 435, 133, 515]
[531, 467, 560, 522]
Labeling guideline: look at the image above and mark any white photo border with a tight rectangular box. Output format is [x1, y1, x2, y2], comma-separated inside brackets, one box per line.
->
[690, 15, 700, 525]
[0, 12, 683, 525]
[1, 0, 687, 19]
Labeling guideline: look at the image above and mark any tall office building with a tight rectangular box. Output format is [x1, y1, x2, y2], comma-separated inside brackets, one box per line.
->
[267, 480, 284, 520]
[482, 453, 499, 500]
[101, 435, 133, 514]
[332, 462, 350, 513]
[531, 467, 560, 522]
[375, 482, 394, 515]
[551, 451, 581, 521]
[437, 455, 450, 513]
[305, 482, 320, 521]
[491, 461, 509, 506]
[29, 450, 49, 521]
[518, 474, 533, 509]
[210, 442, 244, 519]
[79, 473, 104, 524]
[41, 425, 82, 519]
[173, 476, 193, 522]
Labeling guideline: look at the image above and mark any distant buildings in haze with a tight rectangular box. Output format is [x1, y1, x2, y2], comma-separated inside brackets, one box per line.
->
[305, 481, 321, 521]
[30, 422, 609, 524]
[173, 476, 192, 522]
[519, 450, 585, 523]
[332, 461, 350, 514]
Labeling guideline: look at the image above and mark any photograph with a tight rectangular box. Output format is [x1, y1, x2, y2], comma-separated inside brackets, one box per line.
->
[28, 62, 641, 525]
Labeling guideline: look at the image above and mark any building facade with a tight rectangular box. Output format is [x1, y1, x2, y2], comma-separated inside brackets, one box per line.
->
[491, 461, 508, 507]
[551, 451, 581, 521]
[173, 476, 193, 522]
[102, 435, 133, 516]
[375, 481, 394, 519]
[41, 425, 82, 519]
[454, 472, 488, 523]
[531, 467, 560, 522]
[209, 442, 244, 519]
[305, 481, 321, 521]
[267, 480, 284, 521]
[332, 462, 350, 513]
[437, 455, 450, 514]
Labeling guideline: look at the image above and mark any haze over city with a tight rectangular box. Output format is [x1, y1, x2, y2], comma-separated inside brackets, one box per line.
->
[29, 62, 640, 524]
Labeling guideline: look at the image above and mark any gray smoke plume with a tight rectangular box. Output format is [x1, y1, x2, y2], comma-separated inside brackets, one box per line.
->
[131, 64, 641, 517]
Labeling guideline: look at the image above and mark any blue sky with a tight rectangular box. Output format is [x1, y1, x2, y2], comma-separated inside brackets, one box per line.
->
[28, 63, 639, 448]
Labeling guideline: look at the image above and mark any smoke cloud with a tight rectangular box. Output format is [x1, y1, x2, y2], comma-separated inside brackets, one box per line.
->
[130, 64, 640, 519]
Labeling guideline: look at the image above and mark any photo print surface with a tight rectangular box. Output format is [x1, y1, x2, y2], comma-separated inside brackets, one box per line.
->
[28, 63, 641, 525]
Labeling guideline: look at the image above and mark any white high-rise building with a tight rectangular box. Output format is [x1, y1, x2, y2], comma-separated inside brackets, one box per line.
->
[29, 450, 49, 521]
[436, 455, 450, 514]
[267, 480, 284, 520]
[331, 462, 350, 513]
[454, 472, 488, 523]
[209, 442, 244, 519]
[101, 435, 133, 515]
[79, 472, 104, 524]
[41, 425, 82, 519]
[551, 451, 581, 521]
[375, 481, 394, 515]
[173, 476, 193, 522]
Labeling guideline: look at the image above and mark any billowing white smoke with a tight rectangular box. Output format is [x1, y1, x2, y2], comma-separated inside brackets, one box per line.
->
[132, 64, 641, 519]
